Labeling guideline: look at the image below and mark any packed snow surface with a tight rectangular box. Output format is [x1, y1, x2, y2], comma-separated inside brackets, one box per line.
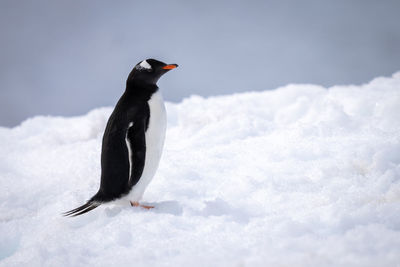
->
[1, 73, 400, 267]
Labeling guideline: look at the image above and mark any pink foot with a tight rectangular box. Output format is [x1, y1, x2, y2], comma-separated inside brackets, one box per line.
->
[130, 201, 154, 210]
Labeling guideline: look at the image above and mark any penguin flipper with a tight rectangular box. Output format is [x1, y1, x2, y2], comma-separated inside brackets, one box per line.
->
[126, 114, 148, 188]
[63, 201, 100, 217]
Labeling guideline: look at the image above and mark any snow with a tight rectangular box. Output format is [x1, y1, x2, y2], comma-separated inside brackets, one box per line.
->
[1, 72, 400, 267]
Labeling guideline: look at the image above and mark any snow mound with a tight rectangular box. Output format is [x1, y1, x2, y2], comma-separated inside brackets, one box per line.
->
[1, 73, 400, 266]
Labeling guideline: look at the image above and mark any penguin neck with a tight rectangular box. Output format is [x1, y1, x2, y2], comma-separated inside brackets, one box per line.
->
[125, 80, 159, 100]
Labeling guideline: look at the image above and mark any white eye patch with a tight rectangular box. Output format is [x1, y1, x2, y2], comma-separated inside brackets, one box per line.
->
[138, 60, 152, 70]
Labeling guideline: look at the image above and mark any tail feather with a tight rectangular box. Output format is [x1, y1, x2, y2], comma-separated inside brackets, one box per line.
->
[63, 201, 100, 217]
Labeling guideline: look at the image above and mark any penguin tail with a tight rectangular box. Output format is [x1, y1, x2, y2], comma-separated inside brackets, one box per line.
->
[63, 201, 100, 217]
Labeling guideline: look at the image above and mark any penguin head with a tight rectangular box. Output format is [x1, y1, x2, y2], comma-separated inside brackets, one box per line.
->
[127, 59, 178, 85]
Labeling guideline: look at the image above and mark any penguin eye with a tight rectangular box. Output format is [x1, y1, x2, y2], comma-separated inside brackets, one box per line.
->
[135, 60, 153, 72]
[135, 65, 153, 72]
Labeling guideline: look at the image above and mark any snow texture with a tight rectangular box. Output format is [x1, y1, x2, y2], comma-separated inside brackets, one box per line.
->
[1, 73, 400, 267]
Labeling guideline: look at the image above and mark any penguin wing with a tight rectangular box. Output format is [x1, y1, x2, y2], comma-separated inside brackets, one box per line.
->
[126, 115, 147, 188]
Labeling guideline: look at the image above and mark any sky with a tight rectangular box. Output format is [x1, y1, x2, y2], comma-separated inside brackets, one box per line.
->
[1, 0, 400, 127]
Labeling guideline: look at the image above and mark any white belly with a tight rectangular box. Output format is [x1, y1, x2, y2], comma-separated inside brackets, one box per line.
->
[126, 91, 166, 202]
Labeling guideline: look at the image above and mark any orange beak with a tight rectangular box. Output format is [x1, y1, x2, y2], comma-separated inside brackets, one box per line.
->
[162, 64, 178, 70]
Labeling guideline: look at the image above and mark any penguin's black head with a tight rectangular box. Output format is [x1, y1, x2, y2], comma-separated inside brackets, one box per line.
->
[127, 59, 178, 85]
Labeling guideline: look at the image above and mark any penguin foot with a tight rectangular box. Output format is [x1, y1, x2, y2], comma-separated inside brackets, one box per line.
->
[130, 201, 154, 210]
[140, 204, 155, 210]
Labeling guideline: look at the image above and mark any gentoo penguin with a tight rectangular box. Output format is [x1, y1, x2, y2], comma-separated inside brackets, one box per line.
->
[64, 59, 178, 216]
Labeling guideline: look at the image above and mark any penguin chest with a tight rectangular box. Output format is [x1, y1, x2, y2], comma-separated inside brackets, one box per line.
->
[127, 91, 166, 201]
[145, 91, 167, 160]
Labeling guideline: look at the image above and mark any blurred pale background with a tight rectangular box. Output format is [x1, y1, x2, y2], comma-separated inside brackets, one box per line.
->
[1, 0, 399, 126]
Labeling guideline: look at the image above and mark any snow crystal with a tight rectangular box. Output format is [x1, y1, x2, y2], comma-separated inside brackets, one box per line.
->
[1, 73, 400, 266]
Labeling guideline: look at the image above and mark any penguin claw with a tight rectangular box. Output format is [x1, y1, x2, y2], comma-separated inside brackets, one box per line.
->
[130, 201, 154, 209]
